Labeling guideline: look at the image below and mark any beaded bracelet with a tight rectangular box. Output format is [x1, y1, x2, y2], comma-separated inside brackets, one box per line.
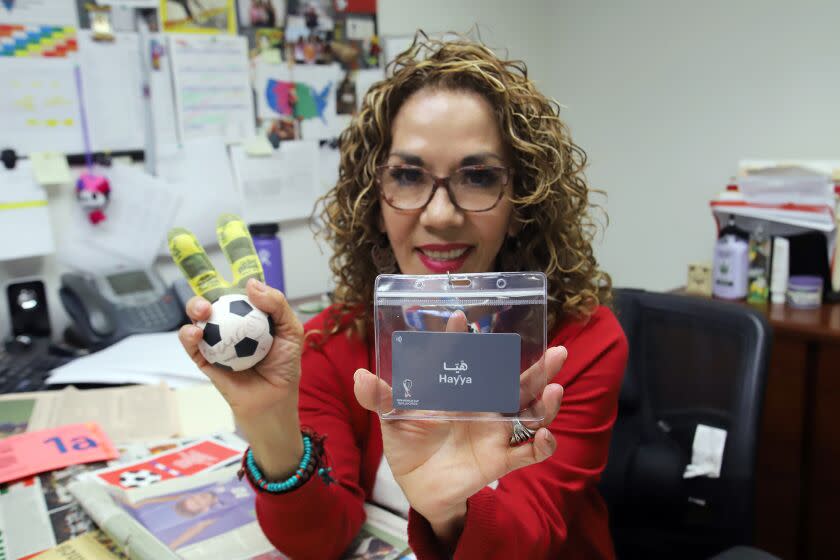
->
[239, 431, 333, 494]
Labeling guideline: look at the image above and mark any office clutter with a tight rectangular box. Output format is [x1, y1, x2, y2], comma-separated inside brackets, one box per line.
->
[1, 0, 386, 330]
[0, 383, 410, 560]
[709, 161, 840, 305]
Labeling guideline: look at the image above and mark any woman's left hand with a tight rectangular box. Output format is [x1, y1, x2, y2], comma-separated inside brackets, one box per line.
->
[353, 311, 566, 543]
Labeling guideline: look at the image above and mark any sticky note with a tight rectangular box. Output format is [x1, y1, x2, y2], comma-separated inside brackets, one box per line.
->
[244, 135, 273, 157]
[29, 151, 72, 186]
[0, 423, 119, 484]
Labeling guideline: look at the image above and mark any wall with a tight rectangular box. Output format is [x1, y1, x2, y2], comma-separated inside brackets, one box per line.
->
[546, 0, 840, 291]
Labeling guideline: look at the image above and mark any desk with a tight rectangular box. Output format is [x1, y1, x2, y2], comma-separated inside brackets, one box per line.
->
[749, 301, 840, 560]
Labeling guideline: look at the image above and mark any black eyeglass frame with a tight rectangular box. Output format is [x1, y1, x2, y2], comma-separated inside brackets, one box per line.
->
[375, 164, 511, 212]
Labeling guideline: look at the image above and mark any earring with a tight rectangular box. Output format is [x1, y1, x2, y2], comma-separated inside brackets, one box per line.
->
[371, 237, 398, 274]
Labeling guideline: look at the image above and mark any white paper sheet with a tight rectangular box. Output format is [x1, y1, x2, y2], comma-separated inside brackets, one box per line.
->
[254, 62, 346, 140]
[355, 67, 385, 108]
[684, 424, 727, 479]
[168, 34, 255, 142]
[319, 140, 340, 193]
[0, 57, 83, 155]
[155, 136, 242, 254]
[174, 384, 235, 439]
[57, 163, 181, 272]
[47, 332, 207, 387]
[0, 0, 79, 26]
[0, 160, 56, 261]
[346, 16, 376, 41]
[230, 140, 320, 223]
[0, 479, 56, 559]
[148, 33, 180, 150]
[77, 31, 146, 153]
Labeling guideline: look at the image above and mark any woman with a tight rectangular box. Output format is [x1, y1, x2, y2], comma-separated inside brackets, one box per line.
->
[177, 35, 627, 559]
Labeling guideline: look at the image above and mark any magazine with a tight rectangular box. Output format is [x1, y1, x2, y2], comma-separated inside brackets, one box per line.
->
[0, 433, 242, 559]
[70, 464, 411, 560]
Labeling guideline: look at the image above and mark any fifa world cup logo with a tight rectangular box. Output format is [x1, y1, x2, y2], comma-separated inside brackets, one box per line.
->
[403, 379, 413, 398]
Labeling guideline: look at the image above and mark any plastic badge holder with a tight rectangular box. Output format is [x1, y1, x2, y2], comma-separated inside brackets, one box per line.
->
[374, 272, 547, 422]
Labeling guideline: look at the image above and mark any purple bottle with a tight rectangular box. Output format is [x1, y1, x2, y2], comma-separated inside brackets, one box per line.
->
[249, 223, 285, 293]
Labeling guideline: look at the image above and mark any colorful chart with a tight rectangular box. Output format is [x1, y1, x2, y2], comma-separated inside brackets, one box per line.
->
[0, 24, 77, 57]
[265, 79, 332, 123]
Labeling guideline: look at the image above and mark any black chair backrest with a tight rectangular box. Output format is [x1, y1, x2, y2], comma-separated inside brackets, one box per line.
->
[601, 289, 771, 559]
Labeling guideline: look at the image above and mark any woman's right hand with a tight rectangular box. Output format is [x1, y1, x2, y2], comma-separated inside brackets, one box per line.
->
[178, 278, 306, 478]
[169, 216, 306, 478]
[178, 278, 304, 420]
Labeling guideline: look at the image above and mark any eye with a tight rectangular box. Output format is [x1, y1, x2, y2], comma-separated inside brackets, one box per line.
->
[389, 167, 425, 186]
[461, 167, 503, 188]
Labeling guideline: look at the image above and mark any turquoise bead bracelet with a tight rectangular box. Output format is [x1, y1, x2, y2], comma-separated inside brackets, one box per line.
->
[241, 431, 334, 494]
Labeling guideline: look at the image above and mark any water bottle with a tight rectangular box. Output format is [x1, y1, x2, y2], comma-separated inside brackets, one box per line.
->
[249, 223, 285, 293]
[712, 215, 749, 300]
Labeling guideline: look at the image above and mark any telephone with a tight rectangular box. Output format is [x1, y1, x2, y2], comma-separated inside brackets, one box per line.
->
[59, 268, 189, 350]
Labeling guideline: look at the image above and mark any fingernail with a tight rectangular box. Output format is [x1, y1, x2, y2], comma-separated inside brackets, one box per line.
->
[250, 278, 267, 292]
[353, 371, 360, 383]
[544, 430, 556, 452]
[196, 300, 210, 313]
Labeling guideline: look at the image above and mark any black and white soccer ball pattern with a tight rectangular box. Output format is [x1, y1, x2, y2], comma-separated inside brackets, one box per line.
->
[197, 294, 275, 371]
[119, 469, 163, 488]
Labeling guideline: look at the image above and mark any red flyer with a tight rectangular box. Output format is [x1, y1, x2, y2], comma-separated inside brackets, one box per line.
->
[0, 423, 118, 484]
[92, 439, 242, 490]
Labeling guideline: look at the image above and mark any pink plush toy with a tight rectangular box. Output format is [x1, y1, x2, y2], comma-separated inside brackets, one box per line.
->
[76, 173, 111, 225]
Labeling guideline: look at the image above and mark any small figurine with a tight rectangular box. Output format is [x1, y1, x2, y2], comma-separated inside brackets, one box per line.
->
[686, 262, 713, 296]
[76, 173, 111, 225]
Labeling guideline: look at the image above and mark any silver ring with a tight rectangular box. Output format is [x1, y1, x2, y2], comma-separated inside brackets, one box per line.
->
[510, 419, 536, 446]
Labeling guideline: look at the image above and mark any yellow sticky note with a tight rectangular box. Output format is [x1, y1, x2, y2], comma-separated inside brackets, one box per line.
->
[30, 152, 72, 186]
[244, 135, 273, 157]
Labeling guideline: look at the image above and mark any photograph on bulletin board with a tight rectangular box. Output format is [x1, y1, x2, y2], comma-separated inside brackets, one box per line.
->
[251, 27, 284, 63]
[159, 0, 237, 34]
[238, 0, 285, 28]
[280, 0, 379, 70]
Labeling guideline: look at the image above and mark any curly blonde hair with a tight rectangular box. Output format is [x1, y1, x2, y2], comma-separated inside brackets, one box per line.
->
[315, 32, 611, 339]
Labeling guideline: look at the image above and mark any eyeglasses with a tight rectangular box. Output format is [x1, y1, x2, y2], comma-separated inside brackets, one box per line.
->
[375, 164, 510, 212]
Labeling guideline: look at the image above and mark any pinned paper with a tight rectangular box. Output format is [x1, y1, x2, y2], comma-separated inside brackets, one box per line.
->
[0, 423, 118, 484]
[683, 424, 727, 479]
[29, 152, 72, 186]
[0, 160, 55, 261]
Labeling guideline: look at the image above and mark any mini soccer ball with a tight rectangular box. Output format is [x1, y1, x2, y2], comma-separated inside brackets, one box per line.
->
[119, 469, 162, 488]
[197, 294, 275, 371]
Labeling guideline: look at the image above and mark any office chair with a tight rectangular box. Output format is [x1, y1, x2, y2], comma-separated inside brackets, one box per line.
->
[601, 289, 777, 560]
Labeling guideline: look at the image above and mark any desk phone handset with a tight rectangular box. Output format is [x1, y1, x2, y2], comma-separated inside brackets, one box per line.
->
[59, 269, 188, 350]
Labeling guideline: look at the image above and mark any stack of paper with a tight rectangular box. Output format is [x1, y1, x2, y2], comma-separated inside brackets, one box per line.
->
[713, 161, 839, 233]
[47, 332, 206, 388]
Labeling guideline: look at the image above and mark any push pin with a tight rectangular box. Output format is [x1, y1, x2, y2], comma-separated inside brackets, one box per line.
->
[1, 149, 17, 170]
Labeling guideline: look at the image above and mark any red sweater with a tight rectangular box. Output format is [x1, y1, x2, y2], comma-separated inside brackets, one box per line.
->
[252, 305, 628, 559]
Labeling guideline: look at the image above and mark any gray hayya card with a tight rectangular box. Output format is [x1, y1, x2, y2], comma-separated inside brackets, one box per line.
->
[391, 331, 521, 413]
